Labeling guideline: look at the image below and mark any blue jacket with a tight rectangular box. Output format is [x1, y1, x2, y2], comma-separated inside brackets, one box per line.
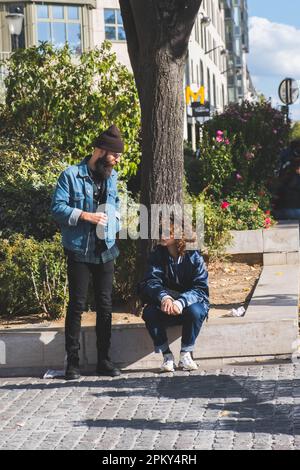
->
[51, 157, 120, 254]
[138, 245, 209, 310]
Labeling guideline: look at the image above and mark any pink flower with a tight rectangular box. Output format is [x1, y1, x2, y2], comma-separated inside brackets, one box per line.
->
[264, 217, 272, 229]
[225, 139, 230, 145]
[216, 130, 224, 136]
[216, 136, 224, 143]
[221, 201, 230, 210]
[273, 129, 278, 134]
[236, 173, 243, 180]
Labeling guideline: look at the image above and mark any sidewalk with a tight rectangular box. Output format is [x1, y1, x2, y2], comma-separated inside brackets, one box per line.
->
[0, 363, 300, 450]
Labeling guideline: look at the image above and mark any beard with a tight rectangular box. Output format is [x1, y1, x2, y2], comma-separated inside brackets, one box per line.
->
[94, 153, 113, 180]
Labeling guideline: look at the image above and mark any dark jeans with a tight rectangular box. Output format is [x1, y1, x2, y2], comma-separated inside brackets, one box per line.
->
[65, 256, 114, 361]
[142, 302, 209, 353]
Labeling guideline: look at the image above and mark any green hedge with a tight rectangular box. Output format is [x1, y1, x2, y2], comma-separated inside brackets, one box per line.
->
[0, 233, 67, 319]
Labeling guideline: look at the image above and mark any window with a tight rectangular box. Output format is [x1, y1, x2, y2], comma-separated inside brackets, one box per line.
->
[191, 60, 194, 83]
[200, 60, 204, 86]
[104, 9, 126, 41]
[222, 84, 225, 108]
[213, 75, 217, 106]
[207, 68, 211, 103]
[36, 4, 82, 55]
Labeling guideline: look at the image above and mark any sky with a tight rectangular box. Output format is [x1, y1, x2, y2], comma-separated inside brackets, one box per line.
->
[248, 0, 300, 121]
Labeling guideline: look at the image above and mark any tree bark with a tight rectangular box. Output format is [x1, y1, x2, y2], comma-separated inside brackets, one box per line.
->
[119, 0, 202, 308]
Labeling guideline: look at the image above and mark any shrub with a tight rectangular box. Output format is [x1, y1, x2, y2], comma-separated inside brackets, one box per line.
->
[184, 187, 232, 257]
[0, 137, 68, 240]
[220, 197, 275, 231]
[0, 233, 67, 319]
[113, 238, 137, 303]
[184, 130, 234, 198]
[0, 41, 141, 180]
[290, 121, 300, 141]
[203, 100, 290, 194]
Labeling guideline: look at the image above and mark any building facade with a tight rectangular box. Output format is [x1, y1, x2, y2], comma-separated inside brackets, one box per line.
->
[0, 1, 96, 55]
[223, 0, 255, 103]
[185, 0, 228, 147]
[0, 1, 252, 146]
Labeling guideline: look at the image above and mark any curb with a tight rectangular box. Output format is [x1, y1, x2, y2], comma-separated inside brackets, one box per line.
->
[0, 265, 299, 376]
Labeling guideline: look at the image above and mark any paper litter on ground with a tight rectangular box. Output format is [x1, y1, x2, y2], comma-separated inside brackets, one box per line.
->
[43, 369, 65, 379]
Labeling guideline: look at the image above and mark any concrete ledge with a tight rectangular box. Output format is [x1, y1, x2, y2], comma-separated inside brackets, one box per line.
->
[0, 265, 299, 375]
[263, 252, 300, 266]
[226, 229, 263, 254]
[226, 221, 299, 258]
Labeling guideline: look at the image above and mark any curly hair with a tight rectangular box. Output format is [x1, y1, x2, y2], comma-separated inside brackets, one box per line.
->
[158, 221, 197, 257]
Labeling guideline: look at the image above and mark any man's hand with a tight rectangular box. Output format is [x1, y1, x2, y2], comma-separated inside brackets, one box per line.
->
[80, 211, 108, 226]
[172, 303, 181, 316]
[161, 298, 174, 314]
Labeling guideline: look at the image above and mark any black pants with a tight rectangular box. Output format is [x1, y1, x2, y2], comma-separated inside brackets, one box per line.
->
[65, 257, 115, 361]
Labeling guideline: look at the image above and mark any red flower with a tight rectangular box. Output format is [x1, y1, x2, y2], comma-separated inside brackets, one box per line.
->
[264, 217, 272, 229]
[265, 210, 271, 215]
[221, 201, 230, 210]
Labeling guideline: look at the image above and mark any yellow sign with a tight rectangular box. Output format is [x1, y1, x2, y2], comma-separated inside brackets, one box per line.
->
[185, 85, 205, 105]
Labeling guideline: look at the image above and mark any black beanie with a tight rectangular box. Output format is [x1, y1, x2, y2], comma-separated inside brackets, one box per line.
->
[93, 124, 124, 153]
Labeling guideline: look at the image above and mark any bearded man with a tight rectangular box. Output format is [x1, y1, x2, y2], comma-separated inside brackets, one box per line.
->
[51, 125, 123, 380]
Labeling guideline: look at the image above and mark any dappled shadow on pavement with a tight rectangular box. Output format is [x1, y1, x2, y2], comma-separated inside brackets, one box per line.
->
[1, 370, 299, 436]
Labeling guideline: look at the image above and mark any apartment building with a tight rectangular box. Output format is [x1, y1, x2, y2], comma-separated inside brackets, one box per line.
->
[0, 1, 252, 147]
[223, 0, 255, 103]
[185, 0, 228, 146]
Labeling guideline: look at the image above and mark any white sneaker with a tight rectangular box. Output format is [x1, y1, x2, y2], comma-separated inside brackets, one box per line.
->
[178, 352, 198, 371]
[160, 353, 175, 372]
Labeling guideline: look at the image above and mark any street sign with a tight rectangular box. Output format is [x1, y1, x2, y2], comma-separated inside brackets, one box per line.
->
[191, 101, 210, 117]
[278, 78, 299, 105]
[186, 84, 205, 105]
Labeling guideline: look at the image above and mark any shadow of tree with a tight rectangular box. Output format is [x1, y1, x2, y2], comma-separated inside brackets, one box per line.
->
[2, 371, 298, 436]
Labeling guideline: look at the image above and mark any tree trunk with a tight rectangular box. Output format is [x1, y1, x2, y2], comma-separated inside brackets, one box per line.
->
[119, 0, 202, 308]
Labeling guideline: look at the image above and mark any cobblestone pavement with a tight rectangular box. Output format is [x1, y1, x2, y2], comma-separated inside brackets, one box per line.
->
[0, 363, 300, 450]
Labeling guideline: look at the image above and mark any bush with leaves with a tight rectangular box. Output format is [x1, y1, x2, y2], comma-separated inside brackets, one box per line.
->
[0, 136, 68, 240]
[203, 99, 290, 194]
[220, 198, 275, 231]
[0, 41, 141, 179]
[185, 130, 234, 198]
[183, 185, 232, 257]
[290, 121, 300, 141]
[0, 233, 67, 319]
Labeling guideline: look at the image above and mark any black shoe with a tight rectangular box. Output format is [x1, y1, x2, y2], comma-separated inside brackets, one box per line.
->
[96, 359, 121, 377]
[65, 357, 81, 381]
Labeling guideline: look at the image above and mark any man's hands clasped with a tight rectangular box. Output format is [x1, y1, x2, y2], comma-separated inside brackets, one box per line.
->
[161, 298, 181, 316]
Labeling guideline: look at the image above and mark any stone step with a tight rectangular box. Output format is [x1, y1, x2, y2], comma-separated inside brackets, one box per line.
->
[0, 265, 299, 375]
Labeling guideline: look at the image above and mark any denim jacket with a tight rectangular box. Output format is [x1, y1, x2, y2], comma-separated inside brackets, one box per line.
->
[137, 245, 209, 310]
[51, 157, 120, 254]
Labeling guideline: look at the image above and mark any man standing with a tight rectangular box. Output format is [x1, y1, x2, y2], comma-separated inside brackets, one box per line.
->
[51, 125, 123, 380]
